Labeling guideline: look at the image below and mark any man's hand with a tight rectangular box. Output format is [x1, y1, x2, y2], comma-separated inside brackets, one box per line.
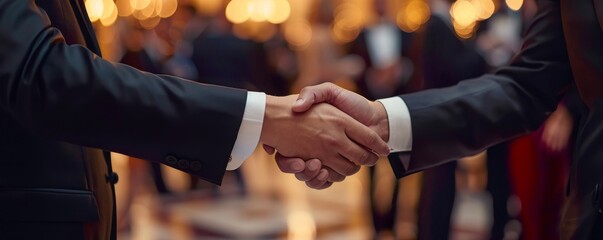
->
[294, 83, 389, 141]
[261, 94, 390, 183]
[542, 104, 573, 152]
[273, 83, 391, 189]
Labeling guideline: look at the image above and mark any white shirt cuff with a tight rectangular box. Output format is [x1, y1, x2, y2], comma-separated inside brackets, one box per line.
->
[376, 97, 412, 152]
[227, 91, 266, 170]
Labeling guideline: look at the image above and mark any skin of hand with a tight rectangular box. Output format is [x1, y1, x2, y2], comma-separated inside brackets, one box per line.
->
[541, 104, 574, 152]
[265, 145, 332, 189]
[260, 94, 390, 184]
[271, 83, 391, 189]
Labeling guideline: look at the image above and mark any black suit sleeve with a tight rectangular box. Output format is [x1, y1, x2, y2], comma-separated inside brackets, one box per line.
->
[0, 0, 247, 184]
[389, 0, 573, 178]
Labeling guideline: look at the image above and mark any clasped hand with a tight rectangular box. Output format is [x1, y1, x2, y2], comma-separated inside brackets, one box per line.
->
[261, 83, 390, 189]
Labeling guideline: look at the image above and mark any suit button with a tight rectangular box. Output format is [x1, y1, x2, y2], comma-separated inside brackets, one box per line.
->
[178, 159, 190, 169]
[106, 172, 119, 184]
[190, 161, 202, 171]
[229, 156, 232, 162]
[166, 156, 178, 165]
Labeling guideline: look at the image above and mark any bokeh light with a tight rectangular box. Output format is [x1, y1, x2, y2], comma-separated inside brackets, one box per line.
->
[472, 0, 495, 20]
[451, 0, 477, 27]
[266, 0, 291, 24]
[190, 0, 223, 16]
[100, 2, 119, 26]
[506, 0, 523, 11]
[85, 0, 105, 22]
[284, 19, 312, 49]
[87, 0, 178, 27]
[158, 0, 178, 18]
[226, 0, 251, 24]
[226, 0, 291, 25]
[397, 0, 430, 33]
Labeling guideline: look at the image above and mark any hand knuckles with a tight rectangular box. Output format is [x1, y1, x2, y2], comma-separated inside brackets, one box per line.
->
[324, 136, 339, 147]
[366, 132, 379, 147]
[342, 164, 361, 176]
[357, 151, 371, 165]
[364, 152, 378, 165]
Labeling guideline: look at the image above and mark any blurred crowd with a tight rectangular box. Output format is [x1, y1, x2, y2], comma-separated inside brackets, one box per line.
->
[89, 0, 578, 239]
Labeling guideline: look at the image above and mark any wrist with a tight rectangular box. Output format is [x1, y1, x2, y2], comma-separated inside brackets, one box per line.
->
[260, 95, 294, 146]
[370, 101, 390, 142]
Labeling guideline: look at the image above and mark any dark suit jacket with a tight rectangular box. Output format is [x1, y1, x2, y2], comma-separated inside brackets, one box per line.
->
[349, 25, 414, 99]
[0, 0, 247, 239]
[388, 0, 603, 238]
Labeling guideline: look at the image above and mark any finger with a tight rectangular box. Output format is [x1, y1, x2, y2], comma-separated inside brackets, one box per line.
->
[339, 138, 380, 166]
[305, 169, 329, 189]
[274, 153, 305, 173]
[263, 144, 275, 155]
[294, 159, 322, 181]
[344, 117, 390, 156]
[293, 83, 341, 112]
[323, 154, 360, 178]
[320, 166, 345, 182]
[309, 180, 334, 190]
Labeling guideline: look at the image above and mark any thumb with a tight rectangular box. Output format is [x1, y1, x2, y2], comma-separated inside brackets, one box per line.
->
[292, 98, 311, 112]
[292, 83, 340, 113]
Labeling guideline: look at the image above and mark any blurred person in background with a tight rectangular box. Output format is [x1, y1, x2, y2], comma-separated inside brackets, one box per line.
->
[473, 6, 525, 240]
[507, 89, 584, 240]
[291, 0, 364, 93]
[190, 1, 292, 193]
[347, 0, 422, 236]
[347, 0, 488, 238]
[475, 2, 578, 238]
[414, 0, 490, 238]
[117, 9, 203, 231]
[191, 1, 287, 96]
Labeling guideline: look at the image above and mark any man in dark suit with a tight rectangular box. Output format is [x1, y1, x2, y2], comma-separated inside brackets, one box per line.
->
[290, 0, 603, 238]
[347, 0, 488, 236]
[0, 0, 391, 239]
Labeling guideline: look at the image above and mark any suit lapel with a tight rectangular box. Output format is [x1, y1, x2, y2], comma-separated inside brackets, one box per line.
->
[67, 3, 116, 239]
[69, 0, 102, 56]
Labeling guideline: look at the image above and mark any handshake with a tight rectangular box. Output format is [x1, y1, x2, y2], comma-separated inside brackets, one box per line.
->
[259, 83, 391, 189]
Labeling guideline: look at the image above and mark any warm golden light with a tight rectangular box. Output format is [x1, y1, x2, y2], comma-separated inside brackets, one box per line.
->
[397, 0, 430, 33]
[453, 19, 476, 38]
[331, 19, 361, 44]
[130, 0, 151, 11]
[158, 0, 178, 18]
[266, 0, 290, 24]
[85, 0, 105, 22]
[248, 0, 271, 22]
[226, 0, 290, 24]
[451, 0, 477, 27]
[252, 23, 277, 41]
[136, 0, 157, 19]
[472, 0, 495, 20]
[190, 0, 223, 16]
[226, 0, 251, 24]
[116, 0, 133, 16]
[139, 15, 161, 29]
[284, 19, 312, 48]
[286, 210, 316, 240]
[100, 3, 119, 26]
[506, 0, 523, 11]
